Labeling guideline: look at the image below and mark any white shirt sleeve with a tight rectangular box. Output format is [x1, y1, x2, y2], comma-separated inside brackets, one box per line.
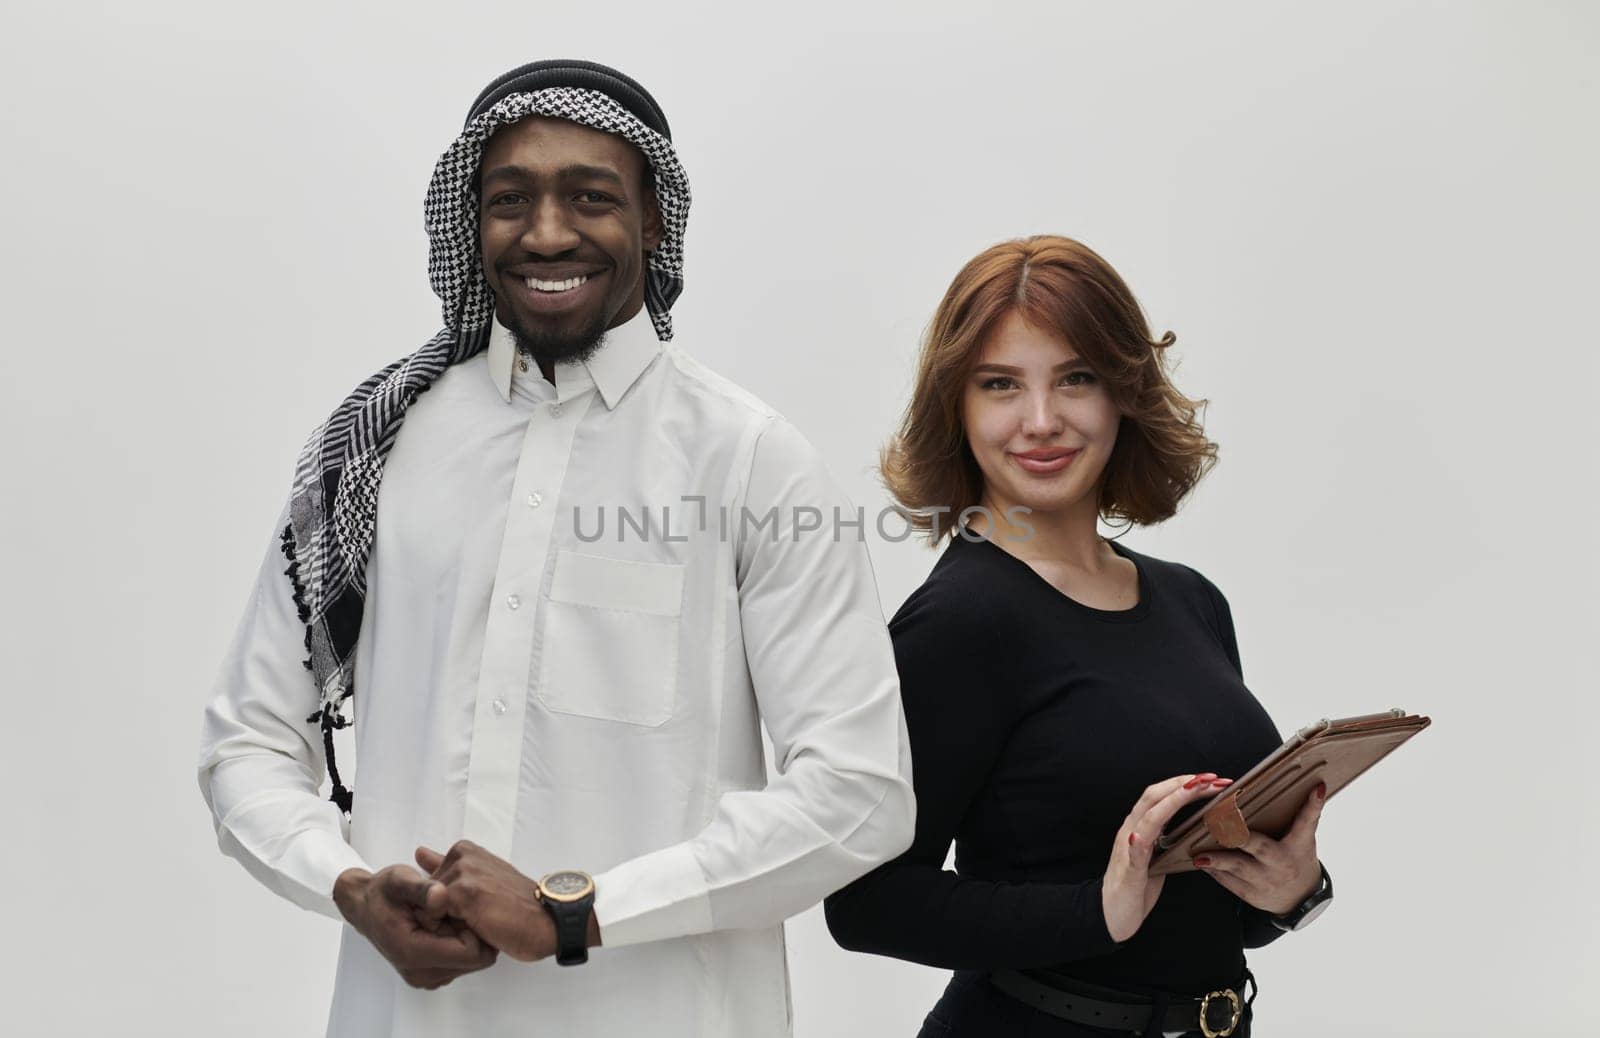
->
[197, 500, 371, 919]
[591, 417, 917, 947]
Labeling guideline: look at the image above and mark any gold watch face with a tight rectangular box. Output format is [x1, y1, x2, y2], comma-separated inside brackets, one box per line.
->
[539, 870, 595, 903]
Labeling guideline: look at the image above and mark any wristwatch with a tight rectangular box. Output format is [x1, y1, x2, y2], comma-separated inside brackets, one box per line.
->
[1269, 863, 1333, 932]
[536, 869, 596, 965]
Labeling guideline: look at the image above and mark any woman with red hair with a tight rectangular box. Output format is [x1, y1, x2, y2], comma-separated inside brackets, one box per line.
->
[825, 236, 1331, 1037]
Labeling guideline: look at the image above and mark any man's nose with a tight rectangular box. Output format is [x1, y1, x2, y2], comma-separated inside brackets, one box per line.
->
[519, 196, 581, 255]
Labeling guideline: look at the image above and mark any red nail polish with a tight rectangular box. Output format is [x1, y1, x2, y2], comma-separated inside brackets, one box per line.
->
[1129, 832, 1138, 846]
[1193, 856, 1212, 868]
[1183, 778, 1204, 789]
[1316, 782, 1327, 800]
[1211, 778, 1233, 787]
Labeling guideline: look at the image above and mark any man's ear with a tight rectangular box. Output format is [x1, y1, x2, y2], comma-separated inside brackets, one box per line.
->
[642, 186, 664, 254]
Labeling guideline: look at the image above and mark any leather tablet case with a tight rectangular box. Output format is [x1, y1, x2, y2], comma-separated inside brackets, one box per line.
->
[1150, 709, 1431, 877]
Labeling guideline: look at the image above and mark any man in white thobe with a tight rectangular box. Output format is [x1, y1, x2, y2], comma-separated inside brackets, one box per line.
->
[198, 58, 914, 1037]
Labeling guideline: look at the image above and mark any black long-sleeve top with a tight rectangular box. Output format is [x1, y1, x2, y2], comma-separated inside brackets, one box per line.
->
[825, 534, 1289, 996]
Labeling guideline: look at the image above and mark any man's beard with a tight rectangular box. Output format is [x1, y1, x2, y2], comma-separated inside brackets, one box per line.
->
[509, 309, 610, 370]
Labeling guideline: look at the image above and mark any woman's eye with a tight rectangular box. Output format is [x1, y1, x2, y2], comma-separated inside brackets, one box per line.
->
[979, 376, 1016, 391]
[1062, 371, 1097, 387]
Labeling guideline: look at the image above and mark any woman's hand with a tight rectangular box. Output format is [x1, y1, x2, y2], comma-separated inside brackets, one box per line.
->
[1193, 782, 1327, 915]
[1103, 773, 1234, 943]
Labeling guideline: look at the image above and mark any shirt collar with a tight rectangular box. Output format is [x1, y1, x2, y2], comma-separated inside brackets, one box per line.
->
[485, 304, 661, 409]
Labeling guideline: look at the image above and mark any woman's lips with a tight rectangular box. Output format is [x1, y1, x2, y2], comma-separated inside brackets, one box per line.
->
[1010, 449, 1080, 474]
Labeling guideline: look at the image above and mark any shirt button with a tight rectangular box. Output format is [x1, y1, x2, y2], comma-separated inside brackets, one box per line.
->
[549, 402, 563, 418]
[492, 699, 507, 717]
[506, 594, 521, 610]
[527, 492, 543, 508]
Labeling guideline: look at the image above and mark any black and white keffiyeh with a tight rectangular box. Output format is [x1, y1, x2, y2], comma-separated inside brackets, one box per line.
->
[279, 66, 691, 812]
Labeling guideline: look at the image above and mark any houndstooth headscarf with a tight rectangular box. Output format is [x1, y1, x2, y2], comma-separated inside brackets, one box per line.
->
[278, 63, 691, 812]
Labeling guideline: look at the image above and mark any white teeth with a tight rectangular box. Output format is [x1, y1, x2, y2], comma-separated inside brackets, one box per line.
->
[526, 274, 589, 292]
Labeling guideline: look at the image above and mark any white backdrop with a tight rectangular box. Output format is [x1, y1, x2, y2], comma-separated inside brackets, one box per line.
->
[2, 2, 1594, 1035]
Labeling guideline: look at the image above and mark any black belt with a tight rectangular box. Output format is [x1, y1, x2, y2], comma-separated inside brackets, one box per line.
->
[989, 968, 1255, 1037]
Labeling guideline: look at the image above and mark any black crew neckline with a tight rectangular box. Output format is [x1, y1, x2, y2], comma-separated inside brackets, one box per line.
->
[957, 529, 1153, 624]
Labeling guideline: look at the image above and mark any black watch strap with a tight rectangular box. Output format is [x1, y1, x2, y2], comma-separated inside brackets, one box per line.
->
[544, 892, 595, 966]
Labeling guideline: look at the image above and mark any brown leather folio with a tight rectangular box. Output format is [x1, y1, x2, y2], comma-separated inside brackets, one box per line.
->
[1150, 708, 1431, 876]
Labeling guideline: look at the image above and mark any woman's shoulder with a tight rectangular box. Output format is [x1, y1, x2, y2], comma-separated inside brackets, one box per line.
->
[1115, 541, 1228, 606]
[886, 540, 1027, 704]
[888, 536, 1011, 642]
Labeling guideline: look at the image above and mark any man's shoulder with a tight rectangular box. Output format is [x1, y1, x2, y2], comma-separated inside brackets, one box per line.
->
[656, 344, 782, 429]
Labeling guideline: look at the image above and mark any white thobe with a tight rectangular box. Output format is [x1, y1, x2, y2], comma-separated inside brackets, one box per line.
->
[198, 305, 915, 1036]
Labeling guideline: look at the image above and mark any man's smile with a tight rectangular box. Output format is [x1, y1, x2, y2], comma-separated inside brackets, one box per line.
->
[506, 268, 608, 315]
[527, 274, 589, 292]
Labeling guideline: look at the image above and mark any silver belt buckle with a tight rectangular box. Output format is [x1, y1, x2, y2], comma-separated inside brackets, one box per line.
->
[1198, 987, 1242, 1037]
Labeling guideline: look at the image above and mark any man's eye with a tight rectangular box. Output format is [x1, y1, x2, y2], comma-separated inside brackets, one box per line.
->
[979, 376, 1016, 391]
[490, 193, 526, 206]
[577, 191, 613, 205]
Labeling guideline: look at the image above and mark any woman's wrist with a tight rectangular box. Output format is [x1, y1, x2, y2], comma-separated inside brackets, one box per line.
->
[1268, 862, 1333, 931]
[1283, 861, 1325, 910]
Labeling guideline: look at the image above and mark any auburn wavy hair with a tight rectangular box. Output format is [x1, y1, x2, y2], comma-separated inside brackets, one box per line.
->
[882, 235, 1218, 544]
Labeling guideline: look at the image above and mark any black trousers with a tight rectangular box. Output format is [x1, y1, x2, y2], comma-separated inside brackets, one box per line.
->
[915, 971, 1254, 1038]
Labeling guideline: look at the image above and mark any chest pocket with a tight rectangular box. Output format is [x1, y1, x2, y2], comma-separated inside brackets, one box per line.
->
[536, 550, 685, 727]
